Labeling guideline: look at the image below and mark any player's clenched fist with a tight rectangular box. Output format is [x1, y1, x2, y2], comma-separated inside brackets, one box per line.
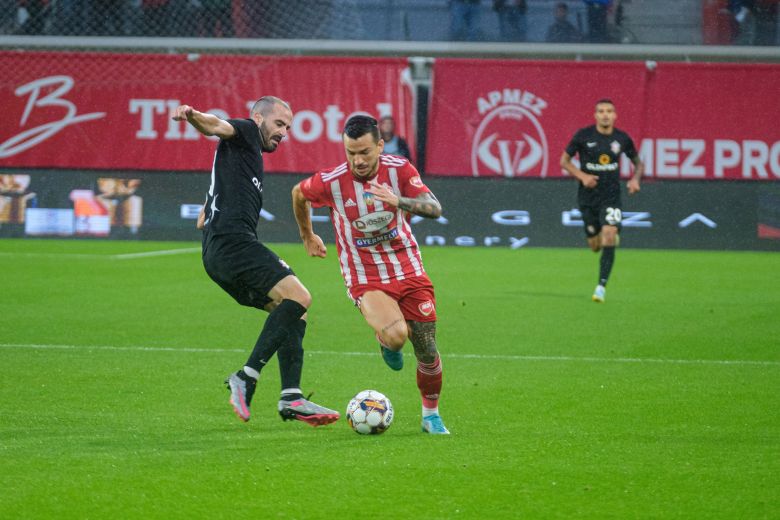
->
[171, 105, 194, 121]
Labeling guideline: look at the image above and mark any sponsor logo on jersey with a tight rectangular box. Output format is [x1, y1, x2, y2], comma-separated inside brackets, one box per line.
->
[362, 191, 374, 206]
[345, 198, 357, 207]
[585, 161, 619, 172]
[354, 227, 399, 247]
[410, 176, 424, 188]
[418, 300, 434, 316]
[599, 154, 611, 165]
[587, 142, 597, 147]
[352, 210, 395, 233]
[611, 140, 621, 155]
[471, 88, 549, 178]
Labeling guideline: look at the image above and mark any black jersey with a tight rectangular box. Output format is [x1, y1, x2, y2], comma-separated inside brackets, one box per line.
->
[565, 125, 638, 206]
[203, 118, 264, 237]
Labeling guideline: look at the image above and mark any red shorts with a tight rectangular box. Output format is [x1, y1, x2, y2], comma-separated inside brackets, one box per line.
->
[348, 273, 437, 322]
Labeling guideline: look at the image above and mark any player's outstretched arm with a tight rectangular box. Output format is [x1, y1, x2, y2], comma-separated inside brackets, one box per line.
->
[292, 183, 327, 258]
[560, 151, 597, 188]
[171, 105, 235, 139]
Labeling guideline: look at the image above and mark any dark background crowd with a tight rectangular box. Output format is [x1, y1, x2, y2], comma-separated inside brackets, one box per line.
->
[2, 0, 778, 46]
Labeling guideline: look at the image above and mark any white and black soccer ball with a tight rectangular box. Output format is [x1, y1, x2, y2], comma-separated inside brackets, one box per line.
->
[346, 390, 394, 435]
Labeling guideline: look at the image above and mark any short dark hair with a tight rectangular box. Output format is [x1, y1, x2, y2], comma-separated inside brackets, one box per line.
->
[595, 98, 615, 107]
[343, 115, 380, 142]
[250, 96, 291, 117]
[556, 2, 568, 12]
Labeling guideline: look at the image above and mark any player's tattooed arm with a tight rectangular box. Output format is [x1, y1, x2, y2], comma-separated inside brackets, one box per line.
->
[409, 320, 438, 364]
[627, 155, 645, 195]
[366, 180, 442, 219]
[397, 192, 442, 219]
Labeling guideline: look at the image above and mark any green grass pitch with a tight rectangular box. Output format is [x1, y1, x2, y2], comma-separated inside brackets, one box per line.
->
[1, 239, 778, 519]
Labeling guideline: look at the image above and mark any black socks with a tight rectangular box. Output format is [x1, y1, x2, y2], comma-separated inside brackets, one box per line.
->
[277, 319, 307, 391]
[245, 299, 307, 373]
[599, 246, 615, 287]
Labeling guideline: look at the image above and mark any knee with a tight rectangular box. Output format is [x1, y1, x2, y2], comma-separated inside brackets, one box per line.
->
[382, 325, 408, 351]
[293, 287, 312, 309]
[276, 277, 312, 309]
[601, 229, 617, 247]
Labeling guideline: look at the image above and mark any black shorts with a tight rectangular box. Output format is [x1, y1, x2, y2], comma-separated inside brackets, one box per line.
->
[579, 202, 623, 238]
[202, 232, 294, 309]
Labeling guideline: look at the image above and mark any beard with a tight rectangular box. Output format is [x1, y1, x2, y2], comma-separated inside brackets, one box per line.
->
[259, 122, 280, 152]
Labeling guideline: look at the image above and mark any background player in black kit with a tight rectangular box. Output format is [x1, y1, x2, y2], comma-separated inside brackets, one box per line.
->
[172, 97, 339, 426]
[560, 98, 644, 303]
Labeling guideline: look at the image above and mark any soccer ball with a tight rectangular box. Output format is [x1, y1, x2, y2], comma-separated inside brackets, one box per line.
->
[346, 390, 394, 435]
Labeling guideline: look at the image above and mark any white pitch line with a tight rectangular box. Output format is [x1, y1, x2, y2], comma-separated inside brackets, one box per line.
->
[0, 247, 200, 260]
[0, 252, 107, 259]
[1, 343, 778, 367]
[112, 247, 200, 260]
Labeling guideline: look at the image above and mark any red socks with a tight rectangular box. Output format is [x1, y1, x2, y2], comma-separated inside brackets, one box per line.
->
[416, 355, 443, 409]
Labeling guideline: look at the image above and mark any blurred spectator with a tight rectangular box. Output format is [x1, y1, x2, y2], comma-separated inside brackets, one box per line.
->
[197, 0, 234, 37]
[1, 0, 16, 33]
[92, 0, 132, 35]
[51, 0, 90, 35]
[379, 116, 412, 161]
[730, 0, 778, 45]
[546, 2, 583, 42]
[142, 0, 172, 36]
[450, 0, 482, 41]
[17, 0, 46, 34]
[493, 0, 527, 42]
[582, 0, 611, 43]
[753, 0, 778, 45]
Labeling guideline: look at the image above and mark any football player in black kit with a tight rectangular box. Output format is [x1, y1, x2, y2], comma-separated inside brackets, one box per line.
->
[172, 97, 339, 426]
[560, 99, 644, 303]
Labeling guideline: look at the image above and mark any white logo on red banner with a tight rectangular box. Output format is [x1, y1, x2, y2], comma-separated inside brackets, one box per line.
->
[471, 89, 549, 178]
[0, 76, 105, 158]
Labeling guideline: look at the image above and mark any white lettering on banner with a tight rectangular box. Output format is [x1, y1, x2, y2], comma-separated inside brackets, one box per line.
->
[477, 89, 547, 116]
[472, 88, 549, 177]
[129, 99, 166, 139]
[634, 139, 706, 178]
[633, 138, 779, 179]
[743, 140, 769, 179]
[140, 100, 393, 144]
[0, 76, 105, 158]
[713, 140, 740, 178]
[131, 99, 225, 142]
[562, 209, 652, 228]
[423, 235, 528, 248]
[713, 139, 780, 179]
[491, 210, 530, 226]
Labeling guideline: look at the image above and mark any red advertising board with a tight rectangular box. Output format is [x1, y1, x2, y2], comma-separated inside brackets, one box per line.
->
[0, 52, 412, 173]
[426, 59, 780, 180]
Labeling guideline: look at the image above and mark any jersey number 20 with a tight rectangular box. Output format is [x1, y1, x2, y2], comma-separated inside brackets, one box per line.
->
[605, 207, 622, 226]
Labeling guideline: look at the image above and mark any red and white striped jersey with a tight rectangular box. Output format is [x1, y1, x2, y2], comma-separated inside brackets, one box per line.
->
[300, 155, 430, 288]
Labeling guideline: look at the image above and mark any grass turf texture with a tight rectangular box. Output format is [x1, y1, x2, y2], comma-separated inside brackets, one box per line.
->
[1, 239, 778, 519]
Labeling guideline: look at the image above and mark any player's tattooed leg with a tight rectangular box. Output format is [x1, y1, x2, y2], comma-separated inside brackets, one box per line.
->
[409, 321, 438, 364]
[379, 318, 407, 350]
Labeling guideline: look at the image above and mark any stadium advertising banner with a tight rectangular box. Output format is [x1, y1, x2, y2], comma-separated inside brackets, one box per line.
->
[426, 59, 780, 181]
[2, 169, 778, 251]
[0, 52, 412, 173]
